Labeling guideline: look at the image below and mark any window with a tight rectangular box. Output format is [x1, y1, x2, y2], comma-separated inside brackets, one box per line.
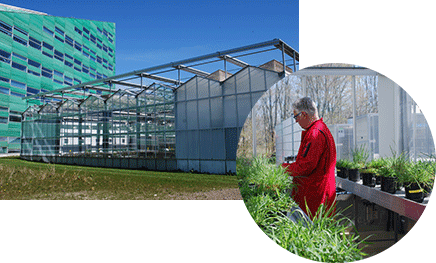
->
[27, 87, 39, 95]
[96, 56, 102, 64]
[0, 116, 7, 124]
[65, 35, 73, 47]
[28, 59, 41, 68]
[64, 76, 73, 83]
[9, 137, 20, 144]
[43, 42, 53, 51]
[42, 51, 53, 59]
[11, 80, 26, 90]
[11, 61, 26, 71]
[29, 36, 41, 50]
[90, 34, 96, 43]
[43, 26, 54, 36]
[12, 52, 27, 61]
[64, 60, 73, 68]
[13, 35, 27, 46]
[83, 27, 90, 35]
[103, 44, 108, 52]
[0, 86, 9, 95]
[41, 67, 53, 79]
[74, 58, 82, 66]
[0, 106, 7, 111]
[0, 76, 9, 83]
[54, 50, 63, 61]
[74, 66, 81, 72]
[74, 78, 81, 84]
[0, 20, 12, 36]
[65, 53, 73, 60]
[27, 69, 40, 76]
[10, 92, 25, 98]
[55, 27, 64, 35]
[74, 42, 82, 52]
[0, 49, 11, 63]
[82, 50, 90, 58]
[54, 70, 63, 78]
[82, 65, 89, 74]
[83, 35, 89, 41]
[108, 38, 113, 43]
[55, 35, 64, 43]
[14, 26, 28, 36]
[97, 43, 102, 50]
[53, 79, 63, 84]
[90, 56, 95, 62]
[74, 27, 82, 35]
[9, 111, 22, 122]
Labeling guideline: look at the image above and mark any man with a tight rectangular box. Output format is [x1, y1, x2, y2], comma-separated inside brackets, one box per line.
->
[282, 97, 336, 218]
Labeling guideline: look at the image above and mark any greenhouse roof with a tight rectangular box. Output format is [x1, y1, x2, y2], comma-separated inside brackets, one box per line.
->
[23, 38, 298, 113]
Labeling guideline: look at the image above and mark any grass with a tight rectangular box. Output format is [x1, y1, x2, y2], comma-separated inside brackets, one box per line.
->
[237, 156, 367, 262]
[0, 157, 239, 200]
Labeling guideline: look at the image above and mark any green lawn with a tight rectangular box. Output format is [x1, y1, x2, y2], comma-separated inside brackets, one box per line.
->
[0, 157, 239, 200]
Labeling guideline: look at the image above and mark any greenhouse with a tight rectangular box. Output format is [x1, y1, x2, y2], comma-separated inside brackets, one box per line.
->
[21, 39, 298, 174]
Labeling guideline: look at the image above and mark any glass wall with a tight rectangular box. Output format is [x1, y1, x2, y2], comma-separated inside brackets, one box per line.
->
[275, 66, 435, 164]
[21, 84, 175, 162]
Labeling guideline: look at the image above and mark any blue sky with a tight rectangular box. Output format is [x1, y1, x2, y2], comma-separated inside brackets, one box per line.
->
[3, 0, 299, 76]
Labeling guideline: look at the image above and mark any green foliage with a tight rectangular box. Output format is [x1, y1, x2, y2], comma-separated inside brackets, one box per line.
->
[336, 159, 352, 169]
[265, 205, 367, 262]
[237, 156, 367, 262]
[397, 160, 435, 188]
[351, 145, 370, 169]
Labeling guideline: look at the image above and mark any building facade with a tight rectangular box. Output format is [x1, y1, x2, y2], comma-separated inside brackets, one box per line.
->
[0, 4, 115, 153]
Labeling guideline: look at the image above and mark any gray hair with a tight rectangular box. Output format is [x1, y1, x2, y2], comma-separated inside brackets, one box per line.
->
[292, 97, 318, 117]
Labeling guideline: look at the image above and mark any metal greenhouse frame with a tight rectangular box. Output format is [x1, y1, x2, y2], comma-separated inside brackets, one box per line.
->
[21, 39, 299, 174]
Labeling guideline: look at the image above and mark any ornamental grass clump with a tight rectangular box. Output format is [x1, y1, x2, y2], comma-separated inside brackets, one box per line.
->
[237, 156, 367, 262]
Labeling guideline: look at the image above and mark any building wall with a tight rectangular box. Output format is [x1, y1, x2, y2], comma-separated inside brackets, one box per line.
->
[0, 9, 115, 153]
[175, 66, 283, 174]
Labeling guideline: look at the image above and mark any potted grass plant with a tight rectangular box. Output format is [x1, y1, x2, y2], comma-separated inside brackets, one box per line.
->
[348, 145, 369, 182]
[336, 159, 352, 179]
[367, 158, 388, 185]
[378, 157, 398, 194]
[398, 160, 434, 203]
[359, 167, 377, 187]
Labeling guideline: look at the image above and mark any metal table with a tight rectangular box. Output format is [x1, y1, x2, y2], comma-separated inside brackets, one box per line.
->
[336, 177, 428, 221]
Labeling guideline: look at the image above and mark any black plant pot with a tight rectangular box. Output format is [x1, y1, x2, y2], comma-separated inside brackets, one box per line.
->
[381, 176, 398, 194]
[336, 168, 348, 179]
[348, 169, 360, 182]
[375, 175, 382, 185]
[361, 172, 376, 187]
[405, 183, 424, 203]
[423, 184, 432, 197]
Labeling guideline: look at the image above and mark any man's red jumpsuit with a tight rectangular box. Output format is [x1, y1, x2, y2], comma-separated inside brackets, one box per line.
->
[282, 118, 336, 218]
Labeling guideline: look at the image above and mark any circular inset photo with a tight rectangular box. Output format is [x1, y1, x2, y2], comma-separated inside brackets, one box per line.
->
[236, 63, 435, 262]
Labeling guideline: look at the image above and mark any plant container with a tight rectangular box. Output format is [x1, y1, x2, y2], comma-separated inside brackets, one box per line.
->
[361, 172, 376, 187]
[336, 168, 348, 179]
[348, 168, 360, 182]
[423, 184, 432, 197]
[405, 183, 424, 203]
[375, 175, 381, 185]
[381, 176, 398, 194]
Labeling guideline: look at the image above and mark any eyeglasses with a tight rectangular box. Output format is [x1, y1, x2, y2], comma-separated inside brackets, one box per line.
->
[293, 112, 303, 120]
